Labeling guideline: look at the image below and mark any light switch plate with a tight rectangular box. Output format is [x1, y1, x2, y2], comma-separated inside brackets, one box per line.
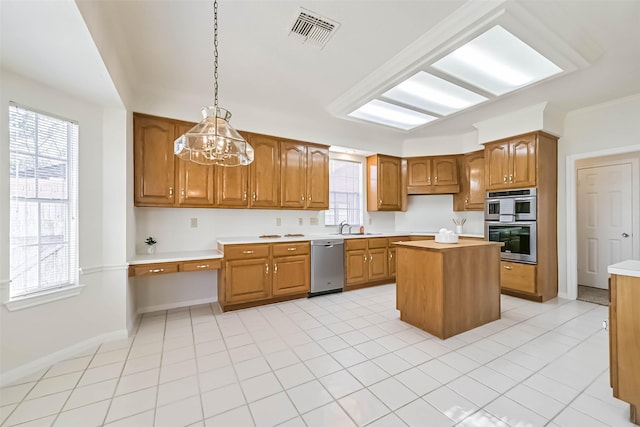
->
[276, 218, 282, 226]
[298, 218, 303, 226]
[190, 218, 198, 228]
[310, 218, 319, 226]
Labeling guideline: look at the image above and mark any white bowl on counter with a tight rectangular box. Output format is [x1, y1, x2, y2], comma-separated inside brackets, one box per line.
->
[435, 234, 459, 244]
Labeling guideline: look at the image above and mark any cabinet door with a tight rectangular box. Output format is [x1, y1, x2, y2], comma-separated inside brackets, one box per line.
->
[388, 247, 397, 278]
[485, 142, 510, 190]
[368, 247, 388, 281]
[346, 249, 367, 285]
[133, 114, 176, 206]
[407, 158, 432, 187]
[432, 157, 458, 186]
[466, 151, 485, 210]
[272, 255, 310, 296]
[280, 141, 307, 208]
[249, 134, 280, 208]
[225, 258, 271, 303]
[175, 122, 216, 207]
[378, 156, 401, 210]
[510, 136, 537, 188]
[306, 145, 329, 209]
[500, 261, 536, 294]
[216, 165, 249, 207]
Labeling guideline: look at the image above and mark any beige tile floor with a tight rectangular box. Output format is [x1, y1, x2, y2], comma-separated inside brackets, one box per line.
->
[0, 284, 634, 426]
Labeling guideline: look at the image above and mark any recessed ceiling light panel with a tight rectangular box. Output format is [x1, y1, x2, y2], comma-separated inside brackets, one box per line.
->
[348, 99, 436, 130]
[383, 71, 488, 116]
[432, 25, 563, 95]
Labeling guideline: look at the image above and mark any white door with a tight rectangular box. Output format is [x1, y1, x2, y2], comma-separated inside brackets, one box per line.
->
[577, 163, 633, 289]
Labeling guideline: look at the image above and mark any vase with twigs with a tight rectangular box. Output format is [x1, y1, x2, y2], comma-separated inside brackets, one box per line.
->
[452, 218, 466, 235]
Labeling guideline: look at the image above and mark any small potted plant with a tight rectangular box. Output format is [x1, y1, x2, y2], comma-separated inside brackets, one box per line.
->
[145, 237, 157, 254]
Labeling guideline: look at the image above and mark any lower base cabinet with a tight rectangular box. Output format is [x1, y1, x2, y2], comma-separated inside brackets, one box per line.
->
[219, 242, 310, 311]
[609, 273, 640, 425]
[345, 236, 409, 288]
[500, 261, 536, 294]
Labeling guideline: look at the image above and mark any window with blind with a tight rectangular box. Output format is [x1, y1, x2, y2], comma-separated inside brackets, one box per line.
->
[325, 159, 363, 226]
[9, 103, 79, 298]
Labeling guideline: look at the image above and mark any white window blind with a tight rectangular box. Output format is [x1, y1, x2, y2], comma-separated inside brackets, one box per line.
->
[9, 103, 79, 298]
[325, 159, 363, 226]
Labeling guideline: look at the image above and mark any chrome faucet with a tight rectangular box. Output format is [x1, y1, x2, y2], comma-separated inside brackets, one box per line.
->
[338, 220, 350, 235]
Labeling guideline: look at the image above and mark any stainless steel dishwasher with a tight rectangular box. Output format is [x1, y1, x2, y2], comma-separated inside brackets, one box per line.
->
[310, 238, 345, 297]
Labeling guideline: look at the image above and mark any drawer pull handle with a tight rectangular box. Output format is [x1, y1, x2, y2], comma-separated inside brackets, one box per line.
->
[389, 253, 393, 260]
[503, 265, 512, 270]
[308, 195, 312, 202]
[274, 263, 278, 274]
[252, 192, 256, 201]
[265, 263, 269, 274]
[301, 195, 305, 201]
[168, 187, 173, 198]
[196, 265, 209, 269]
[369, 255, 373, 262]
[243, 250, 254, 254]
[243, 192, 247, 201]
[503, 175, 507, 183]
[363, 254, 367, 262]
[150, 268, 164, 273]
[287, 247, 297, 251]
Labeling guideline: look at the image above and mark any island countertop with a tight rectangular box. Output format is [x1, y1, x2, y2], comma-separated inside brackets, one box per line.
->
[394, 239, 502, 252]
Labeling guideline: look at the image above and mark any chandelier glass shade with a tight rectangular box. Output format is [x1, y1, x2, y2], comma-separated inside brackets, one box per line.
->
[174, 106, 254, 166]
[174, 0, 253, 167]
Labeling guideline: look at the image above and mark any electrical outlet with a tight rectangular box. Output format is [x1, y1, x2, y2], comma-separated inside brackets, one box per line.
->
[276, 218, 282, 226]
[298, 218, 303, 226]
[368, 217, 372, 225]
[310, 218, 319, 226]
[190, 218, 198, 228]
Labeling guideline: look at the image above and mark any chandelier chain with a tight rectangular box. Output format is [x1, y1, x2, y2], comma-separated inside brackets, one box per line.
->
[213, 0, 219, 108]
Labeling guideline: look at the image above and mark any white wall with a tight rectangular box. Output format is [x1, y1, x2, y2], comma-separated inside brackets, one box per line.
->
[395, 196, 485, 235]
[0, 71, 129, 383]
[558, 92, 640, 298]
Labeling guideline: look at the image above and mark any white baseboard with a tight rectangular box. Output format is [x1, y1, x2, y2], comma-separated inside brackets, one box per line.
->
[127, 313, 140, 336]
[0, 329, 128, 387]
[557, 291, 570, 300]
[136, 297, 217, 315]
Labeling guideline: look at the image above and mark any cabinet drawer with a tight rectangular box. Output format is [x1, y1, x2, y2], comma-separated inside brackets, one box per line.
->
[272, 242, 310, 257]
[130, 262, 179, 277]
[180, 259, 221, 272]
[224, 244, 270, 260]
[501, 261, 536, 294]
[368, 237, 388, 249]
[409, 235, 435, 241]
[345, 239, 367, 251]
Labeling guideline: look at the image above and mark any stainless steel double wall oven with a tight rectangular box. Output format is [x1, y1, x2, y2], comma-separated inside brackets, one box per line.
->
[485, 188, 537, 264]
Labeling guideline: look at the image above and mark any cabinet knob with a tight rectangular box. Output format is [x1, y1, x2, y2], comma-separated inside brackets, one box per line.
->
[308, 195, 312, 202]
[465, 198, 468, 205]
[168, 187, 173, 198]
[435, 176, 438, 183]
[243, 192, 247, 201]
[274, 263, 278, 274]
[509, 174, 513, 182]
[503, 175, 507, 183]
[181, 189, 185, 197]
[252, 192, 256, 201]
[301, 195, 305, 201]
[379, 199, 382, 206]
[363, 254, 367, 262]
[369, 254, 373, 262]
[389, 252, 393, 260]
[265, 263, 269, 274]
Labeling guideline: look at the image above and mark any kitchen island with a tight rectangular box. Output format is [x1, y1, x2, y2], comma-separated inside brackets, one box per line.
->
[395, 239, 503, 339]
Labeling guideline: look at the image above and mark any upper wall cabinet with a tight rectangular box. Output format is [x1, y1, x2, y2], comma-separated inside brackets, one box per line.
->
[485, 134, 537, 190]
[367, 154, 404, 211]
[281, 141, 329, 210]
[134, 113, 329, 210]
[407, 155, 460, 194]
[134, 113, 215, 208]
[453, 150, 485, 211]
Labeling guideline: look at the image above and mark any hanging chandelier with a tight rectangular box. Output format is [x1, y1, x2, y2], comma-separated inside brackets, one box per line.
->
[174, 0, 254, 166]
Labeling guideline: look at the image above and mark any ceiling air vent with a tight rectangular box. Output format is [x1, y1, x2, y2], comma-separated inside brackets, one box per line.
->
[289, 8, 340, 49]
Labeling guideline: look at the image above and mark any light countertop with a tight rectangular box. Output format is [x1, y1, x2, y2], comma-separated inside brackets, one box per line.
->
[394, 239, 502, 252]
[216, 231, 484, 245]
[128, 250, 223, 265]
[608, 260, 640, 278]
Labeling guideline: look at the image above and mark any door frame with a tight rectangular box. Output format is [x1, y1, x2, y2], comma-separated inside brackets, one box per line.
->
[566, 145, 640, 299]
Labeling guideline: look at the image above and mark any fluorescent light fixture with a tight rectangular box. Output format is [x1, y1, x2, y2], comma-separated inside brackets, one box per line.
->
[383, 71, 488, 115]
[348, 99, 436, 130]
[432, 25, 563, 95]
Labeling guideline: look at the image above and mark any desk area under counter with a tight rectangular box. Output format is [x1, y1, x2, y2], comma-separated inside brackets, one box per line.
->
[128, 250, 224, 277]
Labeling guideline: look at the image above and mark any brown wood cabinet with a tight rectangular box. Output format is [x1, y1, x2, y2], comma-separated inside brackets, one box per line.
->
[367, 155, 404, 211]
[218, 241, 310, 311]
[407, 156, 460, 195]
[453, 150, 485, 211]
[485, 134, 536, 190]
[281, 141, 329, 210]
[345, 236, 409, 288]
[128, 258, 221, 277]
[609, 272, 640, 425]
[134, 113, 329, 210]
[500, 261, 536, 294]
